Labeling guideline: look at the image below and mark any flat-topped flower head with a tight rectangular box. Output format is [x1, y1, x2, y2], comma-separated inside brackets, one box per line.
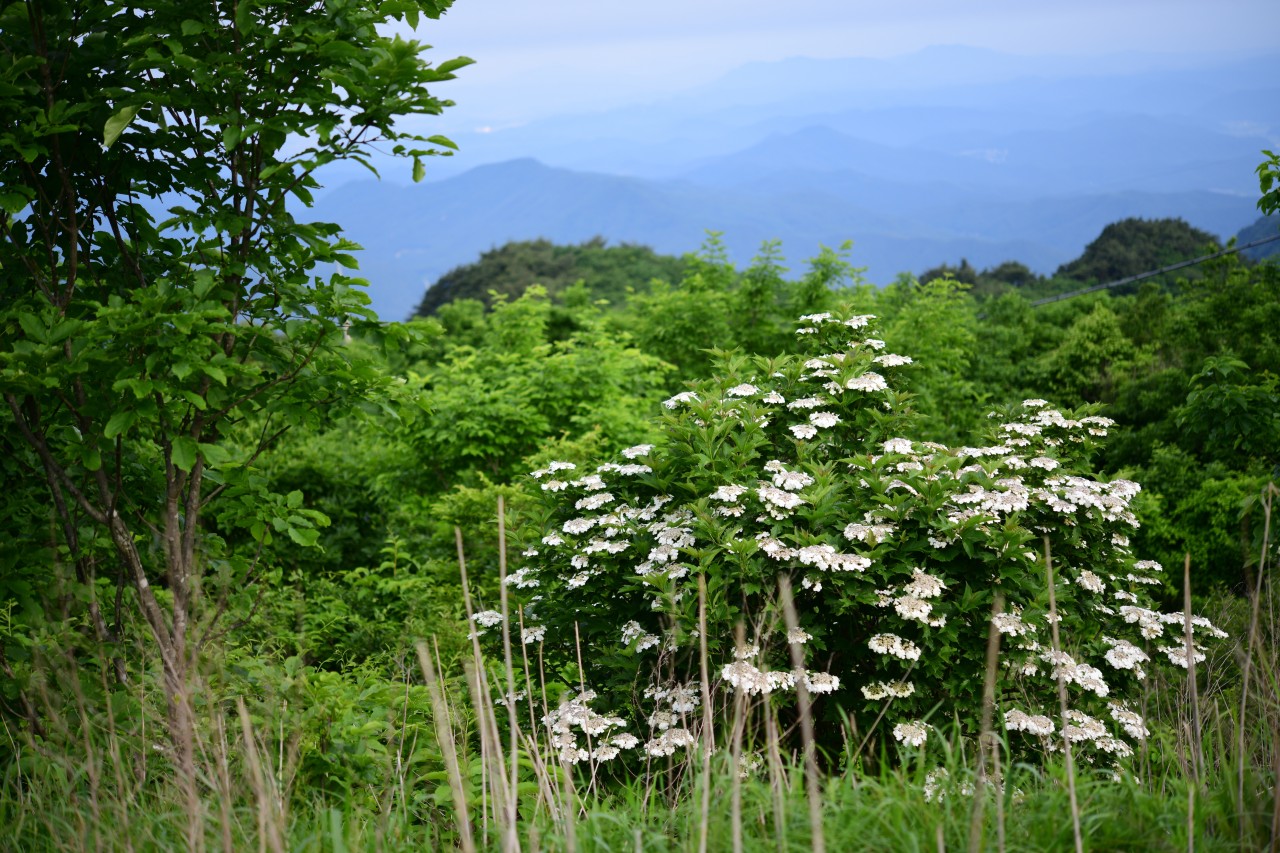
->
[846, 372, 888, 392]
[663, 391, 699, 409]
[893, 721, 928, 746]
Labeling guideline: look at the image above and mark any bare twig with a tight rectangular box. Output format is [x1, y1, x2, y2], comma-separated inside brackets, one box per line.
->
[778, 574, 825, 853]
[1044, 536, 1083, 853]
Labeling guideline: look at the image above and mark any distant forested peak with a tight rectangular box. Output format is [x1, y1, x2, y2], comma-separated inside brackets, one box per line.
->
[1237, 213, 1280, 261]
[412, 237, 685, 317]
[1054, 217, 1221, 285]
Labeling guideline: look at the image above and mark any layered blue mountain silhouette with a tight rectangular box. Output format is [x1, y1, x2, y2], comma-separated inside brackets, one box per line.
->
[310, 47, 1279, 320]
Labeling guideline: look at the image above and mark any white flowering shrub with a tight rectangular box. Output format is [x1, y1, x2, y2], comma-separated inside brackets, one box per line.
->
[503, 311, 1225, 771]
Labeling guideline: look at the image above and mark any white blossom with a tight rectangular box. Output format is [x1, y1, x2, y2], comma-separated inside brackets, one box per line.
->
[846, 372, 888, 392]
[663, 391, 699, 409]
[711, 484, 749, 502]
[809, 411, 841, 429]
[874, 353, 913, 367]
[893, 721, 928, 747]
[869, 633, 921, 661]
[1005, 710, 1055, 736]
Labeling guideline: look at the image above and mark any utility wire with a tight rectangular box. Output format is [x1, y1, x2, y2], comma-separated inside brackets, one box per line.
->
[1029, 233, 1280, 308]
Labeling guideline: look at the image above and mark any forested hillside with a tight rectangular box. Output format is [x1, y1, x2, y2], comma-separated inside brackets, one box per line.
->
[4, 3, 1280, 849]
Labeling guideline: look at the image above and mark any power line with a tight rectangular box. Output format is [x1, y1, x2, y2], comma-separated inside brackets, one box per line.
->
[1029, 233, 1280, 308]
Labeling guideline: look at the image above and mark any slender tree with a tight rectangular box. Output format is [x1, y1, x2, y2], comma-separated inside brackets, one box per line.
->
[0, 0, 470, 803]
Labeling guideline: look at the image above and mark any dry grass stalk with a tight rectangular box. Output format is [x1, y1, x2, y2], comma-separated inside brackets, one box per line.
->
[778, 574, 826, 853]
[697, 575, 713, 853]
[455, 526, 520, 850]
[515, 607, 565, 830]
[1240, 483, 1275, 842]
[730, 620, 747, 853]
[236, 697, 284, 853]
[969, 593, 1005, 853]
[1043, 536, 1083, 853]
[497, 496, 524, 852]
[1183, 552, 1204, 786]
[416, 642, 476, 853]
[764, 698, 789, 851]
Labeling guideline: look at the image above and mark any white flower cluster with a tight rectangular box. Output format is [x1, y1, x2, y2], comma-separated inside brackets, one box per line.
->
[1005, 709, 1055, 736]
[470, 610, 503, 637]
[764, 459, 814, 491]
[787, 627, 812, 644]
[861, 681, 914, 700]
[1102, 637, 1148, 674]
[922, 767, 976, 803]
[621, 620, 660, 652]
[1109, 703, 1149, 740]
[645, 727, 698, 757]
[796, 544, 871, 573]
[873, 353, 913, 367]
[1041, 650, 1109, 697]
[892, 721, 928, 747]
[543, 691, 638, 764]
[721, 660, 796, 696]
[756, 484, 806, 519]
[992, 609, 1035, 637]
[869, 633, 921, 661]
[663, 390, 699, 409]
[646, 683, 701, 715]
[846, 371, 888, 392]
[843, 521, 897, 545]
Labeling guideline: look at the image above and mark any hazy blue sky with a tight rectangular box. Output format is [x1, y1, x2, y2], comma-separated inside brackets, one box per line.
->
[416, 0, 1279, 125]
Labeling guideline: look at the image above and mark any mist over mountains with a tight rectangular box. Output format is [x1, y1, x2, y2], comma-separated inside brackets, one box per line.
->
[311, 46, 1280, 320]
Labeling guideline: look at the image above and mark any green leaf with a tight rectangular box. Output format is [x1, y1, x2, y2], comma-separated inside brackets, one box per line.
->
[425, 134, 458, 151]
[234, 0, 254, 34]
[103, 104, 140, 149]
[198, 443, 231, 467]
[436, 56, 475, 75]
[104, 411, 138, 440]
[17, 312, 45, 343]
[288, 527, 320, 547]
[0, 190, 33, 215]
[412, 157, 425, 183]
[171, 436, 198, 471]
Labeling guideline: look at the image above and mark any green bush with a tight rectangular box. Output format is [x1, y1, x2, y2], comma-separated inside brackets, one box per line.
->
[505, 310, 1226, 772]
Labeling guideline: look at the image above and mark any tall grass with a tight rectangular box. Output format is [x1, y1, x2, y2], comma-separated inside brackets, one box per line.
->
[2, 497, 1277, 852]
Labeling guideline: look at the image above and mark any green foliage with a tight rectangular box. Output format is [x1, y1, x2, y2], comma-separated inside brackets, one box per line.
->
[0, 0, 468, 765]
[1257, 149, 1280, 217]
[1054, 217, 1221, 289]
[408, 287, 671, 483]
[513, 310, 1220, 771]
[411, 236, 686, 318]
[873, 275, 982, 443]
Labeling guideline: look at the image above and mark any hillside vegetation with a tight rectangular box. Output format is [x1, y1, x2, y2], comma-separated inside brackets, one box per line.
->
[3, 3, 1279, 848]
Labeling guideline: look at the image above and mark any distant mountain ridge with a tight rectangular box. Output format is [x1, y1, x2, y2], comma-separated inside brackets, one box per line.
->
[308, 47, 1279, 319]
[318, 158, 1259, 320]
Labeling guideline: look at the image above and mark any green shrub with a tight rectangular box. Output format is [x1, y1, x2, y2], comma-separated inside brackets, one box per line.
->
[504, 310, 1226, 772]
